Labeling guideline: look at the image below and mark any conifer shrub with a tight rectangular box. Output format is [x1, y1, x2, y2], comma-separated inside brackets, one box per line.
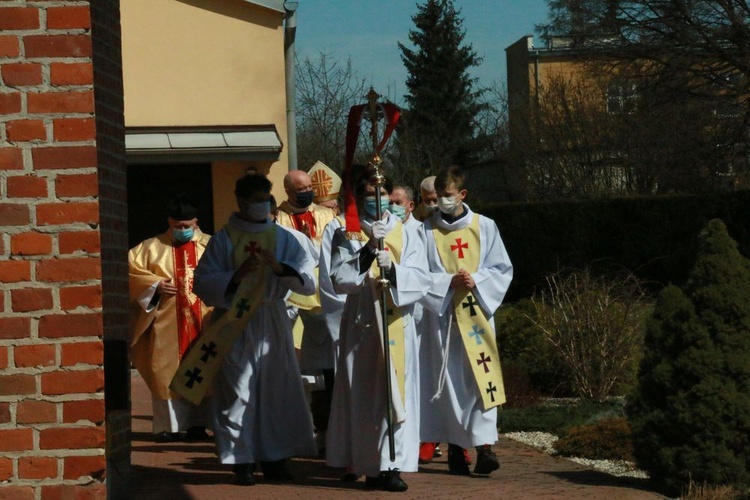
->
[553, 417, 634, 462]
[627, 219, 750, 495]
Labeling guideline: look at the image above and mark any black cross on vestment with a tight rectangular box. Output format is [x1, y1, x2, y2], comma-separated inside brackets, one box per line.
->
[185, 367, 204, 388]
[200, 342, 218, 363]
[476, 352, 491, 373]
[235, 298, 250, 318]
[486, 381, 497, 402]
[462, 295, 478, 316]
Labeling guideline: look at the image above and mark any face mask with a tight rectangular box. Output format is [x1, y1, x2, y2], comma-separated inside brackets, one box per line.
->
[295, 190, 314, 208]
[424, 202, 439, 214]
[438, 195, 459, 215]
[239, 200, 271, 221]
[172, 227, 194, 243]
[390, 204, 407, 221]
[363, 196, 391, 218]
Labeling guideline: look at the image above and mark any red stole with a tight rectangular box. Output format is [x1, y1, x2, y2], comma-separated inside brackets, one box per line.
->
[290, 211, 316, 239]
[173, 241, 202, 359]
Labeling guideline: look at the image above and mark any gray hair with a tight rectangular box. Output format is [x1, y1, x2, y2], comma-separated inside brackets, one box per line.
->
[420, 175, 436, 193]
[392, 183, 414, 202]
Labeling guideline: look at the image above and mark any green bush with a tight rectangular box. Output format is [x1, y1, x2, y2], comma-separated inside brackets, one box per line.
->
[627, 219, 750, 495]
[526, 268, 650, 401]
[553, 417, 634, 462]
[497, 300, 572, 396]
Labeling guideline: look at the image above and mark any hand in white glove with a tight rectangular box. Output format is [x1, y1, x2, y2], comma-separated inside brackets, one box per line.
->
[376, 249, 392, 270]
[371, 220, 388, 240]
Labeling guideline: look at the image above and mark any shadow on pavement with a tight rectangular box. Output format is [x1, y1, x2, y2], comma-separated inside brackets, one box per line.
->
[546, 469, 655, 492]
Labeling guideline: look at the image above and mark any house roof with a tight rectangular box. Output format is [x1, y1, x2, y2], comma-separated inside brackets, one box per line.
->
[125, 126, 283, 164]
[243, 0, 286, 14]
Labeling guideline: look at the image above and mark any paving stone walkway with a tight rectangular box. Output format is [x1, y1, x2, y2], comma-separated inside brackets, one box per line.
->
[131, 371, 665, 499]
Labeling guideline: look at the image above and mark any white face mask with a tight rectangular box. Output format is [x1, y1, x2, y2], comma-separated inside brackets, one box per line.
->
[437, 195, 459, 215]
[239, 200, 271, 221]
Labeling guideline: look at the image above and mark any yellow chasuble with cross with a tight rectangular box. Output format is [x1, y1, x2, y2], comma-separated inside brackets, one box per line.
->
[432, 214, 505, 410]
[362, 219, 407, 404]
[170, 224, 277, 404]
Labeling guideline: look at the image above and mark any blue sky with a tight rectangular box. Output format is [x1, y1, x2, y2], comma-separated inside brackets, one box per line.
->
[295, 0, 551, 103]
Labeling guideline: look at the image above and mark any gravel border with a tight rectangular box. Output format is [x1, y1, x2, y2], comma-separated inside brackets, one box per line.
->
[502, 431, 648, 479]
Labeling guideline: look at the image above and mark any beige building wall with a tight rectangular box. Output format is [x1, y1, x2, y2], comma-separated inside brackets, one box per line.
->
[120, 0, 290, 212]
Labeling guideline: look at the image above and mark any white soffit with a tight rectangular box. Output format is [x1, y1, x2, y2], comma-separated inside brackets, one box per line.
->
[125, 127, 283, 164]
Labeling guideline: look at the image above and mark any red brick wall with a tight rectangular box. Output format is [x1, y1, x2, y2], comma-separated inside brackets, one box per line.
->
[0, 1, 127, 498]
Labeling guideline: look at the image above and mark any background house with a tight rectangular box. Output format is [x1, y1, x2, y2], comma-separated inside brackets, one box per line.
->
[121, 0, 295, 245]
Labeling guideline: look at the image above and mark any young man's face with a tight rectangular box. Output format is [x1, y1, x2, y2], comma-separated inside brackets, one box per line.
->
[437, 182, 466, 202]
[364, 183, 388, 198]
[242, 190, 271, 204]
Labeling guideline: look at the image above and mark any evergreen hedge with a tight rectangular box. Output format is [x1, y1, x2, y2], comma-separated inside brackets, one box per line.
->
[478, 191, 750, 302]
[627, 219, 750, 494]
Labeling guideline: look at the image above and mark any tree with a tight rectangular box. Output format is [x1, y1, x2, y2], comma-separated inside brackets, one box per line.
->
[397, 0, 486, 178]
[295, 52, 369, 173]
[536, 0, 750, 190]
[627, 219, 750, 495]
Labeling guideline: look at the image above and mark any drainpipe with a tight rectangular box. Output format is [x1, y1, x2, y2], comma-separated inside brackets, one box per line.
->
[284, 2, 299, 170]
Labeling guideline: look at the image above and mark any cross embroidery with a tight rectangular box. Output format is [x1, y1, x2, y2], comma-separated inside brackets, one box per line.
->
[486, 381, 497, 402]
[244, 241, 261, 256]
[462, 295, 478, 317]
[476, 352, 491, 373]
[235, 298, 250, 318]
[451, 238, 469, 259]
[199, 342, 218, 363]
[311, 169, 333, 196]
[468, 325, 485, 345]
[185, 367, 204, 388]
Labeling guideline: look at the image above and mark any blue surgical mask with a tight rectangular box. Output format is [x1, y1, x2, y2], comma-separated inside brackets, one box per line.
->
[390, 204, 407, 221]
[172, 227, 194, 243]
[295, 190, 314, 208]
[364, 196, 390, 218]
[239, 200, 271, 221]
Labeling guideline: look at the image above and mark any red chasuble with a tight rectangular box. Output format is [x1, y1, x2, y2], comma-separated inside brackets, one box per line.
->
[173, 241, 202, 359]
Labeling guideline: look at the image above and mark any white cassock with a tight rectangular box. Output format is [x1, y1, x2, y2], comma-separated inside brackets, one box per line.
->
[326, 213, 430, 477]
[419, 204, 513, 449]
[403, 215, 427, 349]
[193, 213, 318, 464]
[318, 217, 347, 365]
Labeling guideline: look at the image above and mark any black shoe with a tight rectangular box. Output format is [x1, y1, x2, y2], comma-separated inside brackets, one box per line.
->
[260, 459, 293, 481]
[232, 463, 256, 486]
[154, 432, 181, 443]
[341, 472, 359, 482]
[364, 475, 381, 488]
[379, 469, 408, 492]
[474, 444, 500, 475]
[185, 426, 210, 441]
[447, 444, 470, 476]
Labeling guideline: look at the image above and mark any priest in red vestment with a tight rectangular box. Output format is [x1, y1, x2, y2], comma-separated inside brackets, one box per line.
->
[129, 194, 212, 441]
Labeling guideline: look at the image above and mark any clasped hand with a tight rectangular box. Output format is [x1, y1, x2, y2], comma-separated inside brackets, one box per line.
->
[450, 268, 475, 289]
[233, 249, 283, 284]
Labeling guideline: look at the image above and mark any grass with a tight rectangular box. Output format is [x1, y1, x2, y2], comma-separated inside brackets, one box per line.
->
[497, 398, 626, 434]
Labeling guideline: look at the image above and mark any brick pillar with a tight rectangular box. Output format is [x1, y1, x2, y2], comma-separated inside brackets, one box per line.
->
[0, 1, 128, 499]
